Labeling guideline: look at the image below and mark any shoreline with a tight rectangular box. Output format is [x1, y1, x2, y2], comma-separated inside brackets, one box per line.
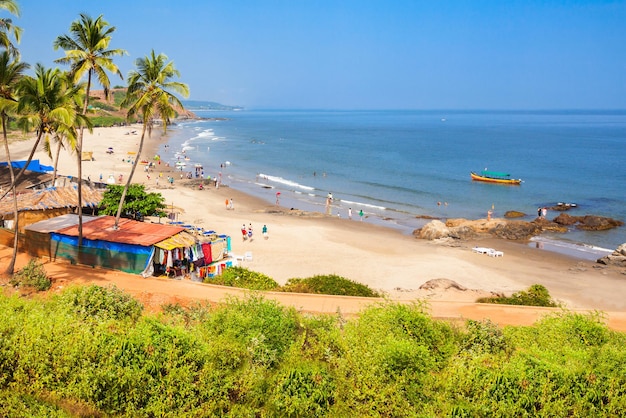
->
[6, 125, 626, 314]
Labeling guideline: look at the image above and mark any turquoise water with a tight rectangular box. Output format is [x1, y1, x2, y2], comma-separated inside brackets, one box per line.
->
[163, 109, 626, 258]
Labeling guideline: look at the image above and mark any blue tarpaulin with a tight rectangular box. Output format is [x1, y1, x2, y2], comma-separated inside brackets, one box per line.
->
[0, 159, 54, 173]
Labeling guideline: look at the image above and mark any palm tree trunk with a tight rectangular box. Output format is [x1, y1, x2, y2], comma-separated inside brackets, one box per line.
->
[114, 122, 148, 228]
[76, 72, 92, 246]
[1, 112, 19, 275]
[0, 130, 43, 202]
[52, 140, 62, 186]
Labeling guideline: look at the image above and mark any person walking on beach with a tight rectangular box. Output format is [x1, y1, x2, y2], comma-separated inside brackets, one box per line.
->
[229, 198, 234, 210]
[359, 209, 364, 221]
[241, 224, 248, 241]
[247, 224, 253, 241]
[348, 207, 353, 220]
[262, 224, 268, 239]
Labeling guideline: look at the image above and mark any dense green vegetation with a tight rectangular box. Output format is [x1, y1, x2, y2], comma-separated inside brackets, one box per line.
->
[1, 286, 625, 417]
[8, 259, 51, 291]
[281, 274, 381, 297]
[210, 266, 278, 291]
[99, 184, 167, 219]
[205, 269, 382, 297]
[477, 284, 559, 307]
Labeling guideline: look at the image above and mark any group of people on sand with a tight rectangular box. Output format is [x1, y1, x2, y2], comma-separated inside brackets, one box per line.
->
[241, 223, 269, 241]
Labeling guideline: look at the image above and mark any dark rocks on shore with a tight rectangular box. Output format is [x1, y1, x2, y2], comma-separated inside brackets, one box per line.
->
[531, 217, 569, 233]
[597, 243, 626, 267]
[415, 212, 622, 242]
[490, 221, 543, 240]
[553, 214, 624, 231]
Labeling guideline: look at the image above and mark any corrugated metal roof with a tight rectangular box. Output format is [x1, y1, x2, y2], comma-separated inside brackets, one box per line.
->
[0, 185, 104, 217]
[56, 215, 186, 246]
[25, 213, 102, 233]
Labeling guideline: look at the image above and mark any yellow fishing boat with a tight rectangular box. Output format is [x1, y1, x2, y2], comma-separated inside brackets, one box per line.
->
[470, 170, 522, 185]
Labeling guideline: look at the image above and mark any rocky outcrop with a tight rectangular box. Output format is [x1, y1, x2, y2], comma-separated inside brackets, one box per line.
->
[504, 210, 526, 218]
[553, 214, 623, 231]
[490, 221, 543, 240]
[416, 214, 622, 242]
[597, 244, 626, 267]
[532, 217, 569, 233]
[577, 215, 624, 231]
[417, 220, 450, 240]
[552, 213, 578, 225]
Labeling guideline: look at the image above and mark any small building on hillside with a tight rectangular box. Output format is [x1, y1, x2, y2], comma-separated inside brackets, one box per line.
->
[24, 214, 234, 278]
[0, 185, 103, 234]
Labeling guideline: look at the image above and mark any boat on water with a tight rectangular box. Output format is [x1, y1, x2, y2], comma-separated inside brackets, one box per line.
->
[470, 170, 522, 185]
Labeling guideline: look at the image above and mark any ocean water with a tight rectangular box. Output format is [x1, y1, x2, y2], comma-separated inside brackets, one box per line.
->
[162, 109, 626, 259]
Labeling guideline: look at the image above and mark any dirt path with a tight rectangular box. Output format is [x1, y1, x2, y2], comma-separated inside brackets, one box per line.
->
[3, 246, 626, 331]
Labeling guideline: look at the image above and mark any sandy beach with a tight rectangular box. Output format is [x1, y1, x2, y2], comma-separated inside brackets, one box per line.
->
[5, 125, 626, 327]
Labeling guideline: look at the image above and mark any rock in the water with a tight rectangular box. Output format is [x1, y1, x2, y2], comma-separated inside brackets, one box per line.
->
[553, 213, 623, 231]
[504, 210, 526, 218]
[577, 215, 623, 231]
[553, 213, 578, 225]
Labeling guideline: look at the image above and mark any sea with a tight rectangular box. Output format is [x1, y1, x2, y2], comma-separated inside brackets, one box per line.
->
[160, 108, 626, 261]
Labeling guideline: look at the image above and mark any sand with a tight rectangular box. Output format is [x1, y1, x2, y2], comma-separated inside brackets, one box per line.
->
[4, 125, 626, 329]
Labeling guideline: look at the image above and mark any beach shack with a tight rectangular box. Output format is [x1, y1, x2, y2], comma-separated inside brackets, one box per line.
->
[46, 215, 187, 276]
[23, 214, 235, 279]
[0, 185, 104, 248]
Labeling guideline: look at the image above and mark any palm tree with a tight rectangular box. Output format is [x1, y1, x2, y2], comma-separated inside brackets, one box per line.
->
[13, 64, 85, 195]
[42, 72, 83, 186]
[0, 0, 22, 57]
[115, 50, 189, 228]
[0, 49, 28, 274]
[54, 13, 126, 245]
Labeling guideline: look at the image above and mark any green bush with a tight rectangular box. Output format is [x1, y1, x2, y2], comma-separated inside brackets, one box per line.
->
[268, 363, 336, 416]
[281, 274, 381, 297]
[59, 285, 143, 321]
[210, 266, 278, 291]
[461, 319, 508, 354]
[477, 284, 558, 307]
[2, 286, 626, 416]
[200, 295, 299, 368]
[0, 389, 75, 418]
[90, 116, 126, 127]
[160, 301, 212, 328]
[10, 259, 51, 291]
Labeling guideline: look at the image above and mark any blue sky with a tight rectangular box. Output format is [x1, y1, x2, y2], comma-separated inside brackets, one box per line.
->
[12, 0, 626, 109]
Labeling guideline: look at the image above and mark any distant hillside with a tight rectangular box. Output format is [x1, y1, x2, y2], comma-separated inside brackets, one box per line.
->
[182, 100, 244, 111]
[88, 89, 197, 126]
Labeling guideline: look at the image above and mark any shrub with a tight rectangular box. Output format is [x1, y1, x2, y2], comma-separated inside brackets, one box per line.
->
[201, 295, 299, 368]
[281, 274, 381, 297]
[210, 266, 278, 291]
[461, 319, 508, 354]
[10, 259, 51, 291]
[477, 284, 558, 307]
[160, 302, 212, 327]
[59, 285, 143, 321]
[0, 389, 75, 418]
[268, 363, 336, 416]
